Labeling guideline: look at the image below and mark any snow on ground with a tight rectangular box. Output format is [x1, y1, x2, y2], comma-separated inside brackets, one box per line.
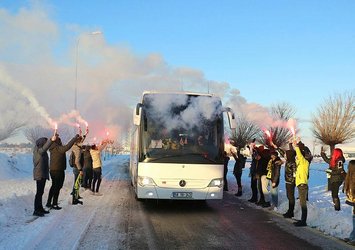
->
[0, 151, 129, 249]
[0, 150, 353, 248]
[225, 157, 353, 240]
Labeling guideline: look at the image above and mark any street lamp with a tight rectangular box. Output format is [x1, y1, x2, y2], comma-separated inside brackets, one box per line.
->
[74, 30, 103, 110]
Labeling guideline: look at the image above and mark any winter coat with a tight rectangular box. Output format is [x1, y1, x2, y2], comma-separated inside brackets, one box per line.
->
[83, 148, 93, 169]
[90, 149, 102, 169]
[321, 152, 346, 184]
[90, 142, 108, 169]
[276, 147, 297, 184]
[231, 150, 246, 175]
[33, 137, 53, 180]
[256, 149, 270, 177]
[49, 135, 79, 171]
[266, 157, 282, 187]
[71, 136, 86, 171]
[295, 147, 309, 186]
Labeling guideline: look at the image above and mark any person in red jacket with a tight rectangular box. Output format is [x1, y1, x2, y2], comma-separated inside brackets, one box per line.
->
[321, 147, 346, 211]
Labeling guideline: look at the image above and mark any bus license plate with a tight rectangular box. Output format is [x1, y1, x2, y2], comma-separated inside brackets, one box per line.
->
[172, 192, 192, 198]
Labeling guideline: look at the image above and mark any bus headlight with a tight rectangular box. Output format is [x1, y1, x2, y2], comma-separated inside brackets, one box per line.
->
[138, 176, 156, 187]
[208, 178, 223, 188]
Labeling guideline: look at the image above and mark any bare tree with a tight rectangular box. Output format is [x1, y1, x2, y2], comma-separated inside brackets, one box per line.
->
[230, 115, 261, 148]
[258, 102, 297, 148]
[312, 92, 355, 153]
[24, 126, 52, 145]
[0, 121, 25, 142]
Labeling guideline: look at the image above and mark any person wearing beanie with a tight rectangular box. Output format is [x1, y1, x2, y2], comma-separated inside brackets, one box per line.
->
[46, 133, 80, 210]
[32, 132, 57, 216]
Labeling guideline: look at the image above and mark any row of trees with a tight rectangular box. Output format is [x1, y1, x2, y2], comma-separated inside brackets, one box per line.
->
[230, 92, 355, 155]
[1, 92, 354, 155]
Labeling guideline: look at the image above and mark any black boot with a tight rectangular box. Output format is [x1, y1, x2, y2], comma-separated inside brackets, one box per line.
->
[33, 210, 45, 217]
[235, 187, 242, 197]
[39, 207, 50, 214]
[72, 197, 83, 205]
[283, 211, 294, 218]
[248, 197, 257, 203]
[333, 198, 340, 211]
[294, 220, 307, 227]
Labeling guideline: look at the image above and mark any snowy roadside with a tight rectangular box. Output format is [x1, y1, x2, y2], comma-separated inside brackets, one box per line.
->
[225, 160, 353, 240]
[0, 153, 129, 249]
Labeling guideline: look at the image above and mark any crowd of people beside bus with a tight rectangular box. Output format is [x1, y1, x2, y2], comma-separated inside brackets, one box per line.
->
[224, 136, 355, 245]
[32, 128, 110, 217]
[32, 127, 355, 245]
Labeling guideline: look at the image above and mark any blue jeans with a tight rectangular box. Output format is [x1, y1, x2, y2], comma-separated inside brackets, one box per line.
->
[350, 212, 355, 241]
[271, 185, 279, 207]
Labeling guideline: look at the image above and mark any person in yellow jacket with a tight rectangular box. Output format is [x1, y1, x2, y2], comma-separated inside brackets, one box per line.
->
[90, 139, 110, 195]
[293, 137, 310, 227]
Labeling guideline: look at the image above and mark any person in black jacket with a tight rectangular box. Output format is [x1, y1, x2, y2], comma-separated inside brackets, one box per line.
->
[32, 133, 57, 216]
[247, 140, 258, 203]
[231, 148, 247, 196]
[82, 145, 93, 190]
[256, 147, 271, 207]
[46, 133, 79, 210]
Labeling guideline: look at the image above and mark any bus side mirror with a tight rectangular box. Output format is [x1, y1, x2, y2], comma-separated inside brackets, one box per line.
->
[222, 107, 236, 130]
[227, 111, 236, 130]
[133, 103, 142, 126]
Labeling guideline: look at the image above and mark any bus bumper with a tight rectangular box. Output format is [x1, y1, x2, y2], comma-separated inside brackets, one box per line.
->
[137, 186, 223, 200]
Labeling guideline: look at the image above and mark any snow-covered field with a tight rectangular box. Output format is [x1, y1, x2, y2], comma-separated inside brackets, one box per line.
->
[0, 150, 353, 248]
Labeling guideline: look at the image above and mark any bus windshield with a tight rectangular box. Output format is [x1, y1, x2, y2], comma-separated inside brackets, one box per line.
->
[139, 93, 224, 164]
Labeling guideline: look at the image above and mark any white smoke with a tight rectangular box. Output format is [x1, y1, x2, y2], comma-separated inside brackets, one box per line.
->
[0, 3, 284, 143]
[0, 65, 55, 127]
[145, 94, 222, 132]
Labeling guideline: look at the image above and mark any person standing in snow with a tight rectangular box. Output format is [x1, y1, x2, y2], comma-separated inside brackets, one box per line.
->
[231, 148, 246, 197]
[90, 139, 110, 195]
[70, 128, 88, 204]
[292, 138, 310, 227]
[321, 147, 346, 211]
[256, 147, 271, 208]
[265, 150, 283, 210]
[46, 133, 79, 210]
[32, 132, 57, 216]
[344, 160, 355, 246]
[271, 140, 297, 218]
[82, 144, 93, 190]
[223, 151, 229, 191]
[247, 139, 258, 203]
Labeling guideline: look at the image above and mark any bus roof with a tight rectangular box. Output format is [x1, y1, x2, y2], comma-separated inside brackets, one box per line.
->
[141, 91, 218, 102]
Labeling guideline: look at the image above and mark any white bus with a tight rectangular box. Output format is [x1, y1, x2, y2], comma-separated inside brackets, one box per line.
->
[130, 91, 236, 200]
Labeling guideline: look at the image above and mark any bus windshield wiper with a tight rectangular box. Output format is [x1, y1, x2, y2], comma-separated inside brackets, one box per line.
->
[145, 154, 183, 162]
[183, 153, 217, 163]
